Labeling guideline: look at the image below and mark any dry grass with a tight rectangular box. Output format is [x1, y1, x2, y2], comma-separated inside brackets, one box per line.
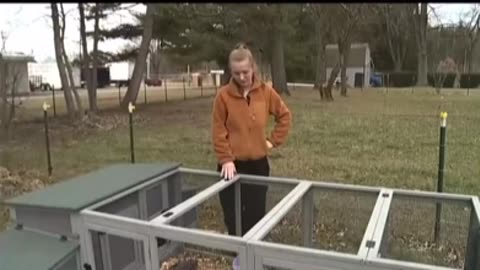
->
[1, 86, 480, 267]
[13, 85, 218, 122]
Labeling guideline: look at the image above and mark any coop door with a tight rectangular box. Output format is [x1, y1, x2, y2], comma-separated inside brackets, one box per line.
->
[90, 230, 147, 270]
[91, 193, 147, 270]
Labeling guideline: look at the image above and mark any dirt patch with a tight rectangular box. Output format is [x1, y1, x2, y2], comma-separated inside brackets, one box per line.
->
[160, 250, 232, 270]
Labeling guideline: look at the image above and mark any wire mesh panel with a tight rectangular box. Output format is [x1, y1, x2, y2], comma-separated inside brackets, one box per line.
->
[92, 170, 221, 224]
[97, 192, 141, 219]
[263, 187, 378, 254]
[77, 166, 479, 270]
[312, 188, 378, 254]
[173, 180, 297, 236]
[171, 171, 224, 228]
[88, 229, 148, 270]
[378, 194, 472, 269]
[263, 198, 303, 246]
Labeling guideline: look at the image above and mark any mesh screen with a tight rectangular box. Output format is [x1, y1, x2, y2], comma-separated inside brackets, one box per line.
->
[168, 180, 296, 237]
[94, 171, 221, 222]
[264, 198, 303, 246]
[380, 195, 471, 268]
[90, 230, 146, 270]
[264, 188, 378, 255]
[313, 188, 377, 254]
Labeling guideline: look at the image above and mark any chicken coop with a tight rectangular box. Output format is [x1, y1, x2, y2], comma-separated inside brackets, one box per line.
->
[1, 162, 479, 270]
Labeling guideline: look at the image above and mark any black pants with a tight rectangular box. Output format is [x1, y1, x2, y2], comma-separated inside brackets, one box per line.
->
[217, 157, 270, 236]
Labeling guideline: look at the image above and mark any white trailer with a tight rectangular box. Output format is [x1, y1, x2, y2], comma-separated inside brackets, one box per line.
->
[28, 62, 81, 91]
[108, 61, 135, 87]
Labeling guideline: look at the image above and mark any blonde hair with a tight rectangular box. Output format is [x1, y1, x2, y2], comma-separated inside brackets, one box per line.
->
[228, 43, 258, 73]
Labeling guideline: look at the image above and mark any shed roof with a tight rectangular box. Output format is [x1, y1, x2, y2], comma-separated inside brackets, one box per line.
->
[0, 53, 35, 63]
[5, 162, 181, 211]
[325, 43, 369, 68]
[0, 229, 79, 270]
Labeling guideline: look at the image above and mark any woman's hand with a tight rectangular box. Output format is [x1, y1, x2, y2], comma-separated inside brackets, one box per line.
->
[221, 161, 236, 180]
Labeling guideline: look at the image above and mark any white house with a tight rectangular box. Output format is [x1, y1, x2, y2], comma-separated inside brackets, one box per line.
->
[0, 53, 36, 94]
[325, 43, 372, 88]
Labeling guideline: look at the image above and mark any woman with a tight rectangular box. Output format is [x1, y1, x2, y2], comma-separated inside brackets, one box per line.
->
[211, 43, 292, 237]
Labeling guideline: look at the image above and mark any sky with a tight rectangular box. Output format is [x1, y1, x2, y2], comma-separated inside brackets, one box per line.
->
[0, 3, 475, 63]
[0, 3, 145, 62]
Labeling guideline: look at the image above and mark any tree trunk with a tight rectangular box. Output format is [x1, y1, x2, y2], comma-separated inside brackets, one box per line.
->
[91, 4, 100, 112]
[121, 4, 154, 108]
[60, 3, 82, 116]
[314, 21, 326, 92]
[339, 40, 351, 97]
[0, 57, 9, 139]
[270, 24, 290, 96]
[79, 3, 95, 113]
[415, 3, 428, 86]
[453, 69, 461, 88]
[216, 52, 230, 86]
[63, 52, 82, 115]
[324, 62, 340, 101]
[51, 3, 76, 119]
[417, 48, 428, 86]
[0, 62, 18, 140]
[150, 39, 162, 80]
[270, 5, 290, 96]
[221, 64, 231, 86]
[394, 60, 403, 72]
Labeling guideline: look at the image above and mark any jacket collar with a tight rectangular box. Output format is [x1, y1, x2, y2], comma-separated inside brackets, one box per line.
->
[227, 73, 263, 98]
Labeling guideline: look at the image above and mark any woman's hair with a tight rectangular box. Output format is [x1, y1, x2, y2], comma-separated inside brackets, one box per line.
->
[228, 42, 258, 73]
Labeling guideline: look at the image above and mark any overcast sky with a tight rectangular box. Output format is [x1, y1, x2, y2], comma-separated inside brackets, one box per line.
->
[0, 3, 475, 63]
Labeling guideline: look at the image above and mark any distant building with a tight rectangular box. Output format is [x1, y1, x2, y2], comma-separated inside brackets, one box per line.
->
[0, 53, 36, 94]
[325, 43, 372, 88]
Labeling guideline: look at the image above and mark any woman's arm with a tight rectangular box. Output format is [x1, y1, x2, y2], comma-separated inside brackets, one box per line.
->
[267, 87, 292, 147]
[212, 94, 234, 164]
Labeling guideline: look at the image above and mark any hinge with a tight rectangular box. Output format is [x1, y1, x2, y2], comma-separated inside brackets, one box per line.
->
[366, 240, 376, 248]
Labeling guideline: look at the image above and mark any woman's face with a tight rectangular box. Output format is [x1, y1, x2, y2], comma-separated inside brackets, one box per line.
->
[230, 58, 253, 90]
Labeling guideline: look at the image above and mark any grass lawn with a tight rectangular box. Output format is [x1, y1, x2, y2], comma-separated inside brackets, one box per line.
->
[1, 86, 479, 267]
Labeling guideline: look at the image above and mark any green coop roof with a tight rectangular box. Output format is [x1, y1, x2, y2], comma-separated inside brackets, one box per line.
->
[4, 162, 180, 211]
[0, 229, 79, 270]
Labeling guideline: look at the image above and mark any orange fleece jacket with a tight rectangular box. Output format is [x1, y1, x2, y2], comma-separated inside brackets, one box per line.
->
[212, 78, 292, 164]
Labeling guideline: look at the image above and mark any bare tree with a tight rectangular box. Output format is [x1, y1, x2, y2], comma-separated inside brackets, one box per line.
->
[0, 56, 24, 140]
[308, 4, 333, 101]
[432, 57, 457, 94]
[78, 3, 94, 112]
[149, 39, 162, 80]
[91, 4, 100, 112]
[461, 5, 480, 76]
[59, 4, 82, 115]
[413, 3, 429, 86]
[51, 3, 78, 119]
[375, 4, 413, 72]
[0, 31, 8, 53]
[327, 4, 366, 97]
[121, 4, 154, 108]
[270, 5, 290, 96]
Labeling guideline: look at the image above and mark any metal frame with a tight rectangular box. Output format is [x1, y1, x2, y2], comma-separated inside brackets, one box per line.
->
[74, 166, 480, 270]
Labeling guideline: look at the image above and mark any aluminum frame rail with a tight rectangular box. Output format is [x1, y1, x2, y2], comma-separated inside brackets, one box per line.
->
[77, 167, 480, 270]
